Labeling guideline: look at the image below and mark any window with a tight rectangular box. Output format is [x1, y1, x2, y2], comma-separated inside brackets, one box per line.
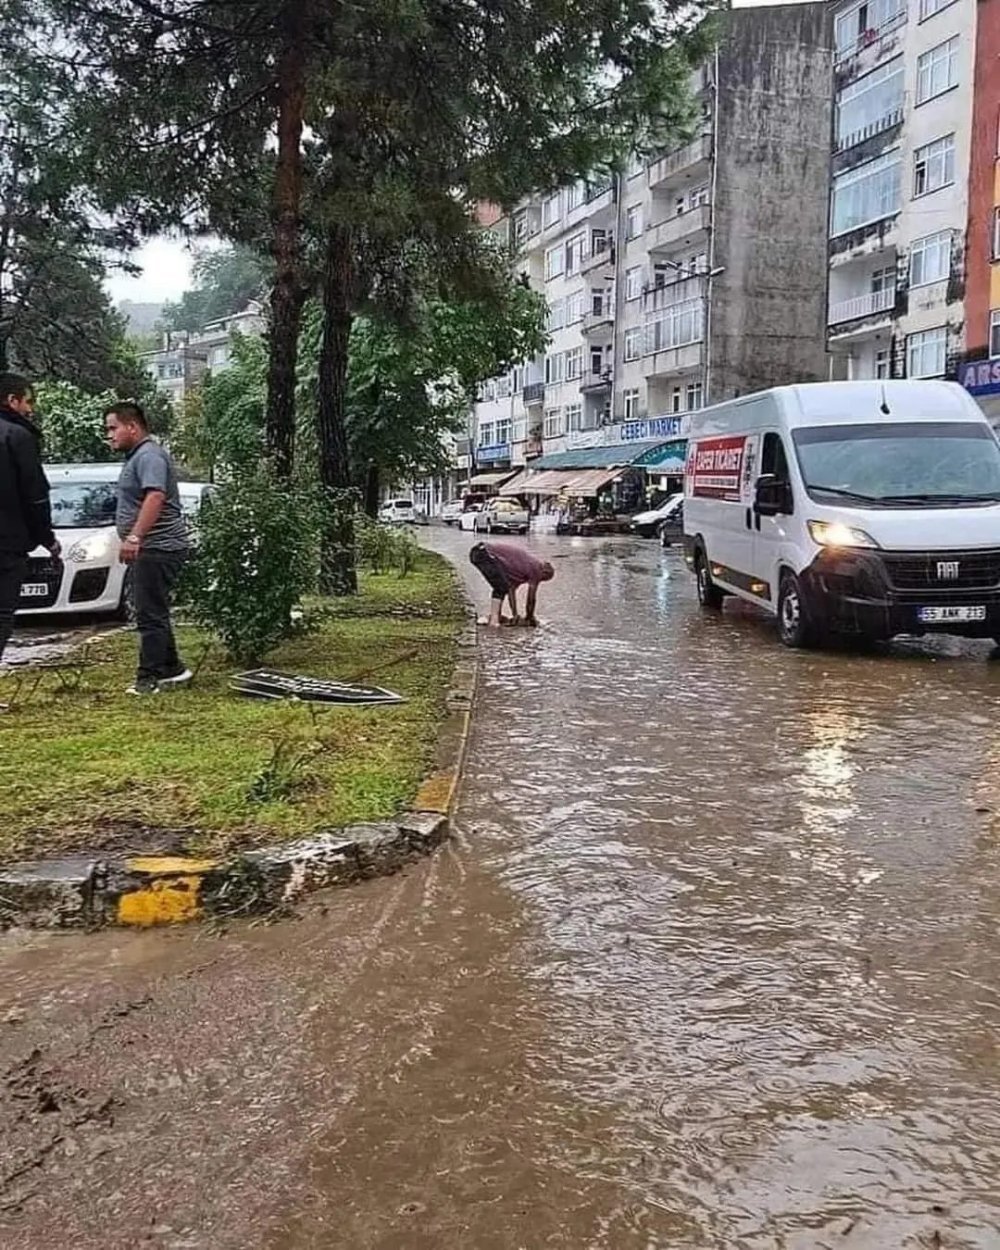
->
[627, 152, 644, 178]
[565, 347, 584, 380]
[543, 407, 563, 439]
[625, 205, 642, 240]
[689, 184, 710, 208]
[830, 152, 901, 235]
[566, 181, 586, 212]
[834, 0, 905, 56]
[874, 348, 890, 378]
[762, 432, 792, 487]
[565, 232, 586, 276]
[913, 134, 955, 197]
[589, 228, 608, 259]
[544, 244, 565, 281]
[542, 193, 561, 228]
[479, 423, 495, 448]
[906, 326, 947, 377]
[645, 298, 704, 354]
[512, 210, 528, 247]
[670, 388, 682, 413]
[990, 310, 1000, 358]
[496, 418, 511, 446]
[591, 288, 611, 316]
[686, 382, 704, 410]
[623, 388, 640, 420]
[993, 207, 1000, 260]
[547, 297, 565, 332]
[919, 0, 958, 17]
[916, 37, 958, 104]
[564, 403, 583, 432]
[565, 289, 586, 324]
[544, 352, 565, 385]
[870, 265, 895, 294]
[836, 58, 903, 147]
[496, 375, 512, 399]
[625, 267, 643, 301]
[590, 347, 605, 376]
[910, 230, 951, 286]
[624, 328, 643, 361]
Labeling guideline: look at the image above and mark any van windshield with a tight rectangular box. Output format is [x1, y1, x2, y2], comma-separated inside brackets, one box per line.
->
[793, 422, 1000, 507]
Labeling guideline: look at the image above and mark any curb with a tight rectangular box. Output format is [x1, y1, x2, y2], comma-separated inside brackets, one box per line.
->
[0, 617, 478, 931]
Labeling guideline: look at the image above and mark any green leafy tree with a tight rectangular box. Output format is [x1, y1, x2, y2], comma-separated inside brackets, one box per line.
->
[33, 381, 118, 463]
[161, 246, 271, 333]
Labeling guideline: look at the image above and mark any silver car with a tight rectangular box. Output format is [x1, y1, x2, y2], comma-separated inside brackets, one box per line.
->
[474, 498, 529, 535]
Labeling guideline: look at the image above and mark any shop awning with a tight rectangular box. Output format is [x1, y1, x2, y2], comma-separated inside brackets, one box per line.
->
[468, 470, 515, 488]
[631, 438, 687, 474]
[501, 466, 624, 497]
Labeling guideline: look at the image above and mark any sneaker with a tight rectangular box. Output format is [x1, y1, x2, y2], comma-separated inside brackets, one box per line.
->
[126, 679, 160, 696]
[159, 668, 193, 687]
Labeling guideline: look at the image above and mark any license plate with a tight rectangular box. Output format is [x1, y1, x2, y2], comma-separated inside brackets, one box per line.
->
[918, 605, 986, 623]
[19, 583, 49, 599]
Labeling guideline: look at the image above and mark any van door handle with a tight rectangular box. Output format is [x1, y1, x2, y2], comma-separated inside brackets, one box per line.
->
[755, 512, 762, 532]
[745, 507, 753, 530]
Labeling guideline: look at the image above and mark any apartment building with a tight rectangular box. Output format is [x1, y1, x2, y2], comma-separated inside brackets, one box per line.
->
[141, 302, 265, 409]
[471, 3, 833, 471]
[827, 0, 982, 388]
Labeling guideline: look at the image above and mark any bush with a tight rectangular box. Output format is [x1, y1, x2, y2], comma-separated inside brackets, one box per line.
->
[356, 516, 418, 577]
[181, 464, 321, 665]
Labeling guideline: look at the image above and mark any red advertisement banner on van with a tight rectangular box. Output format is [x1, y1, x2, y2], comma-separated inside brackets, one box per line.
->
[687, 435, 747, 501]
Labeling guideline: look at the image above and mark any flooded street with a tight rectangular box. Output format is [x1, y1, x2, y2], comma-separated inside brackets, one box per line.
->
[2, 531, 1000, 1248]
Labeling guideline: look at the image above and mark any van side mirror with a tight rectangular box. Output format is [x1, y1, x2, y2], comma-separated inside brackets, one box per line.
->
[754, 474, 789, 517]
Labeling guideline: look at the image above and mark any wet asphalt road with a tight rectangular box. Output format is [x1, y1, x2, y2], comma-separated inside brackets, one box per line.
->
[2, 530, 1000, 1249]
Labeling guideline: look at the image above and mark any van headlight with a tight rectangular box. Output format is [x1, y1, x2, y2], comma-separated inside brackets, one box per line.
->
[67, 533, 115, 563]
[807, 520, 879, 550]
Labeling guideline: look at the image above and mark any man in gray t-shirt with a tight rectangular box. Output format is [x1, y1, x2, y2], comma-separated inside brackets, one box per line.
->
[106, 403, 191, 695]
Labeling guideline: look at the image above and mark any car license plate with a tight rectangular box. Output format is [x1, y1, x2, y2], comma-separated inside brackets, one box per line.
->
[19, 583, 49, 599]
[918, 605, 986, 624]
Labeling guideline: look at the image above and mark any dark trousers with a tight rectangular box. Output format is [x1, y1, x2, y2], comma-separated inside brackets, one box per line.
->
[0, 553, 27, 663]
[469, 542, 511, 601]
[132, 551, 186, 681]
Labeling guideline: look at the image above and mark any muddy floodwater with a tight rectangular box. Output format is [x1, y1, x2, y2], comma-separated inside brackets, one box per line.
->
[2, 531, 999, 1249]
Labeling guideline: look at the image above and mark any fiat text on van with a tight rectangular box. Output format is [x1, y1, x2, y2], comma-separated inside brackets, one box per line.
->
[683, 381, 1000, 649]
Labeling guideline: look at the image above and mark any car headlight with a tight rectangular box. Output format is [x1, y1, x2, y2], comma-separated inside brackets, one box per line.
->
[67, 533, 115, 563]
[807, 520, 879, 550]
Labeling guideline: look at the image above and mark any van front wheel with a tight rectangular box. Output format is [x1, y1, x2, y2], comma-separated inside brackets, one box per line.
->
[695, 552, 724, 611]
[777, 571, 819, 649]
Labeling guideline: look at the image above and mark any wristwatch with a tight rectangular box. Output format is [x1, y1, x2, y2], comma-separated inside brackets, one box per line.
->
[125, 534, 141, 546]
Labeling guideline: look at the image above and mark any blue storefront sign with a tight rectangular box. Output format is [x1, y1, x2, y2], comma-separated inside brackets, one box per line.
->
[477, 442, 511, 463]
[958, 359, 1000, 398]
[619, 416, 684, 442]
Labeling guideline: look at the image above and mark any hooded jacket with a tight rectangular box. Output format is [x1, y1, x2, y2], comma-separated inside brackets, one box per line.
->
[0, 406, 55, 555]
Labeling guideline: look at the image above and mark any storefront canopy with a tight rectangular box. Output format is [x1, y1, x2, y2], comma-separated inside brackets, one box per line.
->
[631, 439, 687, 474]
[500, 466, 624, 498]
[468, 470, 516, 488]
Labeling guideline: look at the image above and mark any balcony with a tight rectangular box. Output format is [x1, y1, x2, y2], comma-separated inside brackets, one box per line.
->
[582, 306, 614, 335]
[643, 341, 703, 379]
[834, 8, 907, 72]
[827, 287, 895, 329]
[644, 276, 706, 311]
[522, 382, 545, 406]
[648, 134, 712, 189]
[580, 239, 615, 275]
[834, 108, 903, 156]
[580, 368, 613, 394]
[646, 204, 711, 254]
[478, 442, 512, 465]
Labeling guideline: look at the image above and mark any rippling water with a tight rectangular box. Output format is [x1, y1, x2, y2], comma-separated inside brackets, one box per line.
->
[430, 527, 1000, 1249]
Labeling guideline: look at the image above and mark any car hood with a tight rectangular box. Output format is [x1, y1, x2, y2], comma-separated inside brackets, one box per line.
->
[30, 525, 119, 557]
[632, 508, 673, 525]
[828, 504, 1000, 550]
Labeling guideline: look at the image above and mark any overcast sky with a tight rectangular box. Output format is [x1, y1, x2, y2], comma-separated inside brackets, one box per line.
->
[103, 0, 809, 309]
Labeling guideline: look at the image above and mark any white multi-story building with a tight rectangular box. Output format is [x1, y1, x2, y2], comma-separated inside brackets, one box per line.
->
[471, 3, 834, 474]
[827, 0, 976, 381]
[141, 302, 266, 409]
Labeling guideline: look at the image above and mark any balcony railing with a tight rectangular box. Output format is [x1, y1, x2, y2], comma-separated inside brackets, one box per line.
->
[834, 8, 907, 68]
[582, 307, 614, 334]
[580, 239, 615, 274]
[643, 276, 706, 311]
[648, 134, 712, 189]
[646, 204, 711, 253]
[642, 342, 703, 378]
[827, 287, 895, 327]
[522, 382, 545, 405]
[835, 107, 903, 154]
[580, 368, 612, 394]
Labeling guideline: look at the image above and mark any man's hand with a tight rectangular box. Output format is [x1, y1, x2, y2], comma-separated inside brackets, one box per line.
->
[119, 535, 141, 564]
[48, 540, 61, 560]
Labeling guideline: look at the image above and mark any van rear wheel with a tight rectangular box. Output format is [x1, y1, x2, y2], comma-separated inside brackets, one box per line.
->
[695, 551, 724, 611]
[777, 571, 819, 649]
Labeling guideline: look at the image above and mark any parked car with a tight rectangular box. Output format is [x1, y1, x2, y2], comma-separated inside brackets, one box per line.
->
[16, 464, 212, 621]
[379, 498, 417, 525]
[458, 502, 484, 532]
[474, 498, 530, 535]
[630, 493, 683, 539]
[659, 500, 685, 548]
[441, 499, 465, 526]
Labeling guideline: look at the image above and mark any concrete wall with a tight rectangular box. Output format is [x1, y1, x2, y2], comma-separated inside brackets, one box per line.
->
[709, 3, 834, 399]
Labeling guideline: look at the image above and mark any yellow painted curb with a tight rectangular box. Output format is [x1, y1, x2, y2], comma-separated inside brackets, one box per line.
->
[126, 856, 220, 875]
[117, 875, 205, 927]
[414, 770, 457, 815]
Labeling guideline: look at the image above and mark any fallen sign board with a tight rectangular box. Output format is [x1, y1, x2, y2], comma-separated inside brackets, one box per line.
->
[231, 669, 405, 705]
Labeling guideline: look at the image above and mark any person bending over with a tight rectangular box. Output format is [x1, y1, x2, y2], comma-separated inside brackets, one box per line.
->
[469, 540, 554, 628]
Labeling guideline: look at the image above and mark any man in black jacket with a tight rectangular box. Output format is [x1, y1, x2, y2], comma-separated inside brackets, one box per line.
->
[0, 373, 60, 662]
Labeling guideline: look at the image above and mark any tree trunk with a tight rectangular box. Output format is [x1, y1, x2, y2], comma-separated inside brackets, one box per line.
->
[363, 464, 380, 517]
[316, 224, 358, 595]
[264, 7, 307, 479]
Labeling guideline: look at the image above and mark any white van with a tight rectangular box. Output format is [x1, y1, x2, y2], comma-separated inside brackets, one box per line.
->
[683, 381, 1000, 649]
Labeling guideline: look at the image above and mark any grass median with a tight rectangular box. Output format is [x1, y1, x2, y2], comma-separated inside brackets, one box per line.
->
[0, 549, 466, 865]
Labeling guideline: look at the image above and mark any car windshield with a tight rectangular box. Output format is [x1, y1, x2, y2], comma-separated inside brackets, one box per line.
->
[49, 481, 117, 529]
[793, 422, 1000, 506]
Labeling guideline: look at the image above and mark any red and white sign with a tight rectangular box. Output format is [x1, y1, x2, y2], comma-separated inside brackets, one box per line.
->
[687, 435, 748, 501]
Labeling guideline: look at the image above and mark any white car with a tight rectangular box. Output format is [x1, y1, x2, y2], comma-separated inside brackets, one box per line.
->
[16, 463, 212, 620]
[629, 493, 683, 538]
[474, 498, 530, 535]
[441, 499, 465, 526]
[379, 498, 417, 525]
[459, 503, 484, 532]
